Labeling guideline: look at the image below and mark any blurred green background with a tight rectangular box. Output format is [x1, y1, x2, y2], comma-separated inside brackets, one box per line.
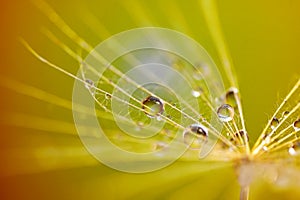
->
[1, 0, 300, 199]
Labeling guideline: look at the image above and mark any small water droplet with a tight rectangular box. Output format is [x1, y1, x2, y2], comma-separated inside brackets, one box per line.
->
[236, 130, 249, 142]
[293, 119, 300, 132]
[135, 121, 144, 131]
[191, 90, 201, 98]
[183, 124, 208, 149]
[142, 96, 164, 118]
[152, 142, 167, 151]
[85, 79, 94, 90]
[282, 111, 290, 118]
[264, 135, 271, 144]
[288, 146, 297, 156]
[195, 62, 210, 76]
[288, 142, 300, 156]
[225, 87, 238, 107]
[105, 93, 112, 100]
[156, 116, 163, 121]
[217, 104, 234, 122]
[270, 117, 279, 130]
[193, 71, 202, 80]
[172, 59, 185, 71]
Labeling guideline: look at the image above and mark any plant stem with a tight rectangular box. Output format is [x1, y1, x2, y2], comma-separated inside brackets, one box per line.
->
[240, 185, 249, 200]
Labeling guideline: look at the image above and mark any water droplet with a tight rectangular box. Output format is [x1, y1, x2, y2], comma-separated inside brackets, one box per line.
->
[217, 104, 234, 122]
[288, 142, 300, 156]
[270, 117, 279, 130]
[156, 116, 163, 121]
[183, 124, 208, 149]
[225, 87, 238, 107]
[172, 59, 185, 71]
[193, 71, 202, 80]
[195, 62, 210, 76]
[152, 142, 167, 151]
[282, 111, 290, 118]
[85, 79, 94, 90]
[288, 146, 297, 156]
[105, 93, 112, 100]
[191, 90, 201, 98]
[264, 135, 271, 144]
[142, 96, 164, 118]
[236, 130, 249, 142]
[263, 146, 268, 151]
[135, 121, 144, 131]
[293, 119, 300, 132]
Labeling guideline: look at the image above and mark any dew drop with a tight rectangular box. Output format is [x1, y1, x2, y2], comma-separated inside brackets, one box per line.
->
[293, 119, 300, 132]
[262, 146, 268, 151]
[105, 93, 112, 100]
[288, 146, 297, 156]
[142, 96, 164, 118]
[236, 130, 249, 142]
[152, 142, 167, 151]
[225, 87, 238, 107]
[282, 111, 290, 118]
[191, 90, 201, 98]
[196, 62, 210, 76]
[193, 71, 202, 80]
[270, 117, 279, 130]
[135, 121, 144, 131]
[288, 142, 300, 156]
[217, 104, 234, 122]
[264, 135, 271, 144]
[84, 79, 94, 90]
[183, 124, 208, 149]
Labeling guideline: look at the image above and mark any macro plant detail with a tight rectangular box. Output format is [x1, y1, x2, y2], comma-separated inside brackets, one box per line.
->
[1, 0, 300, 200]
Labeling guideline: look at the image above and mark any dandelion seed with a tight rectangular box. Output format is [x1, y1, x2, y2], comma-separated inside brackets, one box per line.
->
[18, 0, 300, 199]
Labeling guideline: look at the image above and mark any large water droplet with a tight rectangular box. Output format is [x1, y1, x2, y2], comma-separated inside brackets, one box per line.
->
[293, 119, 300, 132]
[270, 117, 279, 130]
[142, 96, 164, 118]
[217, 104, 234, 122]
[183, 124, 208, 149]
